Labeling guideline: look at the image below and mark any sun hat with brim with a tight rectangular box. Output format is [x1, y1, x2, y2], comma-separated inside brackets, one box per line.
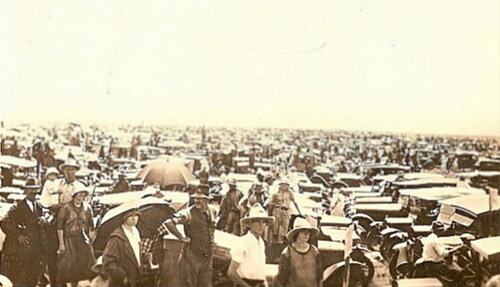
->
[278, 180, 290, 186]
[59, 159, 81, 172]
[191, 189, 212, 199]
[117, 198, 142, 220]
[46, 167, 60, 177]
[286, 217, 319, 242]
[240, 203, 275, 227]
[24, 177, 40, 190]
[71, 188, 89, 197]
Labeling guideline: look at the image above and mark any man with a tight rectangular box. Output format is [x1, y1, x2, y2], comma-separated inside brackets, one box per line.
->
[1, 178, 45, 287]
[157, 187, 216, 287]
[57, 158, 87, 204]
[217, 178, 243, 235]
[111, 171, 131, 193]
[227, 203, 274, 287]
[266, 181, 303, 244]
[415, 221, 461, 278]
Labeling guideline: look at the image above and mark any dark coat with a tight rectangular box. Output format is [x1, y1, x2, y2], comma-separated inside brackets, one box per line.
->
[1, 199, 45, 286]
[1, 199, 44, 256]
[103, 226, 150, 287]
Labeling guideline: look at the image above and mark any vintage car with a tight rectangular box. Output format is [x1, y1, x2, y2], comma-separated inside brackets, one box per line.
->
[398, 187, 485, 224]
[438, 195, 500, 237]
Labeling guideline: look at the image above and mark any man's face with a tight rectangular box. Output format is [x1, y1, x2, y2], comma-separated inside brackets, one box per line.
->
[194, 197, 209, 209]
[248, 219, 268, 237]
[24, 188, 37, 201]
[63, 167, 77, 180]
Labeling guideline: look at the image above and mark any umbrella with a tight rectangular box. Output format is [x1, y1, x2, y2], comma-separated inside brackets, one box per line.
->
[93, 196, 175, 254]
[138, 160, 195, 187]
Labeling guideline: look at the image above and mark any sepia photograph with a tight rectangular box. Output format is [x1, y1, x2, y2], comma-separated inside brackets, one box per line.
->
[0, 1, 499, 287]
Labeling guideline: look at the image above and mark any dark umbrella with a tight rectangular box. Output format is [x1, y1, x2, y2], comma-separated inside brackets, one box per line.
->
[93, 197, 175, 255]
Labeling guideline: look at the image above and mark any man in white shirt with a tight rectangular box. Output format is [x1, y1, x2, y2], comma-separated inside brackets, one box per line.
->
[228, 203, 275, 287]
[57, 159, 86, 205]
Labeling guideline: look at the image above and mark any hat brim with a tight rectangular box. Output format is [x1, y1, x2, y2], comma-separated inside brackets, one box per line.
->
[286, 227, 319, 242]
[240, 216, 275, 227]
[59, 164, 81, 171]
[72, 190, 89, 197]
[191, 193, 212, 199]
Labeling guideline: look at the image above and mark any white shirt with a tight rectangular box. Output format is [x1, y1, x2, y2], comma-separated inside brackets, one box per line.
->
[25, 199, 36, 213]
[58, 178, 86, 204]
[230, 232, 266, 280]
[40, 179, 60, 207]
[122, 225, 142, 266]
[421, 233, 448, 263]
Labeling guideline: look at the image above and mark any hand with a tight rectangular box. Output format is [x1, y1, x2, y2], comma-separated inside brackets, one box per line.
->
[123, 277, 129, 285]
[145, 252, 153, 263]
[57, 245, 66, 255]
[89, 230, 97, 241]
[18, 235, 30, 246]
[181, 237, 191, 244]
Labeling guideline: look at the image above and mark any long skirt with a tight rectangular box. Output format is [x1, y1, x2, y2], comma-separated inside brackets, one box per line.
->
[57, 235, 95, 283]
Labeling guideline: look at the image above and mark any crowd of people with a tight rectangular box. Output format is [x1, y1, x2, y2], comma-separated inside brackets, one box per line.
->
[0, 124, 499, 287]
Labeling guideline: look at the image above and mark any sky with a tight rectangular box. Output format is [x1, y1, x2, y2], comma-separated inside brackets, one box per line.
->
[1, 0, 499, 136]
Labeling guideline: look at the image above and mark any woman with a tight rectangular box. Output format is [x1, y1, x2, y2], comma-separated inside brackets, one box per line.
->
[277, 217, 322, 287]
[57, 188, 96, 286]
[102, 200, 153, 287]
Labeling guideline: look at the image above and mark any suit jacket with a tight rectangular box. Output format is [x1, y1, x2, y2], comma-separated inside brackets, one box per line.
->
[1, 199, 44, 258]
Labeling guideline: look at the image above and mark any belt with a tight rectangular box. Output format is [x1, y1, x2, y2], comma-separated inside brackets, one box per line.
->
[240, 278, 265, 287]
[276, 206, 289, 210]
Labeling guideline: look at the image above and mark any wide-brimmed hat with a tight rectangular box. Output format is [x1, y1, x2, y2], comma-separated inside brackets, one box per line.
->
[120, 198, 142, 220]
[278, 180, 290, 186]
[286, 217, 319, 242]
[46, 167, 60, 177]
[24, 177, 40, 190]
[227, 177, 237, 186]
[191, 187, 211, 199]
[71, 188, 89, 197]
[59, 158, 80, 172]
[240, 203, 275, 227]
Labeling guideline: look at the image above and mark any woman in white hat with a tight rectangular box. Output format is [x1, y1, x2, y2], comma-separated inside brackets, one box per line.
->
[276, 217, 322, 287]
[227, 204, 274, 287]
[57, 188, 95, 287]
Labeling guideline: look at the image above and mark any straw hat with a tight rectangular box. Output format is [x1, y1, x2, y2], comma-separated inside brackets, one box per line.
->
[191, 186, 211, 199]
[59, 158, 80, 172]
[120, 198, 142, 220]
[71, 187, 89, 198]
[286, 217, 319, 242]
[227, 177, 237, 186]
[240, 203, 275, 227]
[278, 180, 290, 187]
[46, 167, 60, 177]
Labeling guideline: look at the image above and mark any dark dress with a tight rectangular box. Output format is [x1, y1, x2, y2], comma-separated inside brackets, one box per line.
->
[57, 201, 95, 283]
[1, 199, 45, 286]
[277, 244, 322, 287]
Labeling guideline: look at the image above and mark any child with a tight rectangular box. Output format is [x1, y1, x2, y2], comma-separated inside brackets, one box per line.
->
[40, 167, 61, 208]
